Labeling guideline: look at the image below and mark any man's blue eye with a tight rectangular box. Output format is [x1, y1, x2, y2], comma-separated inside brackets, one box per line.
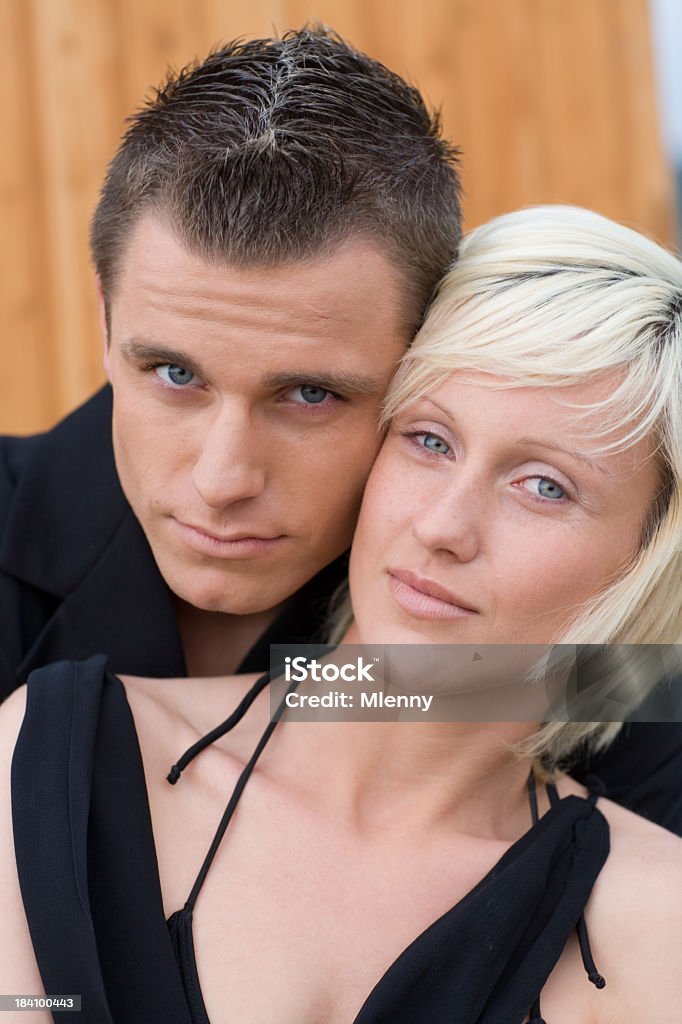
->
[296, 385, 329, 404]
[536, 478, 565, 500]
[423, 434, 450, 455]
[157, 364, 195, 387]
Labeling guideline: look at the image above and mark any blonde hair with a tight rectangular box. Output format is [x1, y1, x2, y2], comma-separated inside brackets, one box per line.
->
[340, 206, 682, 768]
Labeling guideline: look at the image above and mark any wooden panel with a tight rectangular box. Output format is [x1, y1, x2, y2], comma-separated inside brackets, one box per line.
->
[25, 0, 123, 417]
[0, 0, 56, 430]
[0, 0, 675, 434]
[110, 0, 279, 115]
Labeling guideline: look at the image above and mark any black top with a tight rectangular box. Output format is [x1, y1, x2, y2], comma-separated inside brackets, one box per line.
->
[12, 657, 611, 1024]
[2, 388, 682, 835]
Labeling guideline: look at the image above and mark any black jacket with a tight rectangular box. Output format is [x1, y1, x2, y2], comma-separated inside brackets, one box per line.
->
[1, 387, 681, 833]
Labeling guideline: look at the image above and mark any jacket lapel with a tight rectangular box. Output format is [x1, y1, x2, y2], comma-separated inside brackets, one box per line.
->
[17, 511, 185, 681]
[1, 386, 185, 681]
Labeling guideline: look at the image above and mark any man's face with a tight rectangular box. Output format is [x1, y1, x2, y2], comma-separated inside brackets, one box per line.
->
[103, 215, 410, 614]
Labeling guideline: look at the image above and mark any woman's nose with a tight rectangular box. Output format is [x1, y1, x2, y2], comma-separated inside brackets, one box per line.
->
[410, 476, 484, 563]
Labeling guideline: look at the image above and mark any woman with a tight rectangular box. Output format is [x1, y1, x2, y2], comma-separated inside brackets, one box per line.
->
[1, 205, 681, 1023]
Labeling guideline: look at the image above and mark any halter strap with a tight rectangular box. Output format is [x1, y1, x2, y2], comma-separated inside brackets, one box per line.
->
[167, 670, 297, 911]
[166, 670, 273, 785]
[526, 771, 606, 1023]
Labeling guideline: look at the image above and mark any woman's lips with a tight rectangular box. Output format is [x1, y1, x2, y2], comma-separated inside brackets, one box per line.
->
[388, 569, 479, 621]
[172, 518, 286, 559]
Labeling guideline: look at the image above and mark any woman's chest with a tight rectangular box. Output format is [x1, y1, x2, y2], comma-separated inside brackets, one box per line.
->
[144, 770, 608, 1024]
[150, 778, 497, 1022]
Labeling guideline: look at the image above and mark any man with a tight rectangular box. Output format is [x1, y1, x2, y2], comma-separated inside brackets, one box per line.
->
[1, 27, 680, 833]
[0, 27, 462, 692]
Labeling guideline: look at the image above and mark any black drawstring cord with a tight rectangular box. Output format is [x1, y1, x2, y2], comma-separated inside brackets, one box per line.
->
[576, 913, 606, 989]
[166, 670, 273, 784]
[167, 669, 300, 912]
[575, 774, 607, 990]
[183, 681, 291, 911]
[527, 768, 540, 823]
[527, 770, 547, 1024]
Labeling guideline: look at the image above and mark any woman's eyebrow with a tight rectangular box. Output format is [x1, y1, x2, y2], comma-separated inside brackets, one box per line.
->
[420, 395, 456, 419]
[418, 397, 608, 475]
[516, 438, 608, 475]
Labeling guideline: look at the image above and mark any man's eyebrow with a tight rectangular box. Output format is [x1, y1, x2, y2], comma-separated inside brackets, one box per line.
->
[419, 397, 608, 475]
[119, 341, 384, 396]
[261, 371, 384, 396]
[120, 341, 204, 379]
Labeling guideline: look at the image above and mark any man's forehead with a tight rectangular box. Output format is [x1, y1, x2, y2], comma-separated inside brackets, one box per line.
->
[114, 213, 409, 320]
[108, 216, 414, 380]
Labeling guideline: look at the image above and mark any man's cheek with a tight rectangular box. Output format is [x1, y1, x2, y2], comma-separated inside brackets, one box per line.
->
[121, 415, 187, 470]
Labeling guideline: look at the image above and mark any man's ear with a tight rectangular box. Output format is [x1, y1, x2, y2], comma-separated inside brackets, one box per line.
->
[96, 277, 111, 381]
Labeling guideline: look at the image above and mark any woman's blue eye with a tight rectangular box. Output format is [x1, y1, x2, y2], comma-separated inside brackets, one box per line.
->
[157, 364, 196, 387]
[534, 477, 565, 500]
[422, 433, 450, 455]
[292, 385, 330, 405]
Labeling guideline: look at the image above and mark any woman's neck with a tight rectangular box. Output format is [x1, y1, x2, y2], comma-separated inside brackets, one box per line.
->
[270, 716, 541, 841]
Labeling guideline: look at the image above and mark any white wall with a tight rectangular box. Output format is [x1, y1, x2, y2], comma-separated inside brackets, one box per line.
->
[650, 0, 682, 164]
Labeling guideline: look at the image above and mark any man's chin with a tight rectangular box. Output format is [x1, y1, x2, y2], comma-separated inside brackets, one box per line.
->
[160, 565, 293, 615]
[148, 542, 288, 614]
[171, 585, 289, 617]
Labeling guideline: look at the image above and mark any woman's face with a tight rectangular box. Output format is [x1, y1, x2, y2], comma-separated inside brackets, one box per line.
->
[348, 373, 661, 646]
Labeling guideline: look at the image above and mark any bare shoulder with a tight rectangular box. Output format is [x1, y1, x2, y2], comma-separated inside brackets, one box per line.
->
[0, 684, 28, 741]
[0, 687, 50, 1017]
[572, 784, 682, 1021]
[594, 793, 682, 916]
[0, 686, 30, 793]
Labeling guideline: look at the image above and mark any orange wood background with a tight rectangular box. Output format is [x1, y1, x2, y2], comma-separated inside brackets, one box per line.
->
[1, 0, 674, 434]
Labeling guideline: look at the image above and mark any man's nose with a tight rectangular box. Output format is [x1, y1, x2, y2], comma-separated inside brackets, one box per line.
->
[191, 403, 266, 509]
[410, 473, 485, 563]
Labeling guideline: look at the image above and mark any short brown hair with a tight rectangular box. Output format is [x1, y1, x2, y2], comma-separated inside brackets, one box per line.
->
[90, 26, 462, 332]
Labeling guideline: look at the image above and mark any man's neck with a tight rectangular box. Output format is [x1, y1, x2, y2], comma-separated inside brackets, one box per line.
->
[173, 596, 286, 677]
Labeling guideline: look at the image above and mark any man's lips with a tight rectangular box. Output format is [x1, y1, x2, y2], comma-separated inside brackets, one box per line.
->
[388, 568, 479, 620]
[172, 518, 286, 558]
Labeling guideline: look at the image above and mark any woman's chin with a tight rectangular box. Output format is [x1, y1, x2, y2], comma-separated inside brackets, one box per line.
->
[349, 617, 481, 647]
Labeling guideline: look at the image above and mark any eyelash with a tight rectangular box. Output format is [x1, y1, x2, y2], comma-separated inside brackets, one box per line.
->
[279, 384, 346, 412]
[402, 429, 453, 460]
[402, 430, 571, 505]
[141, 362, 345, 411]
[140, 361, 202, 390]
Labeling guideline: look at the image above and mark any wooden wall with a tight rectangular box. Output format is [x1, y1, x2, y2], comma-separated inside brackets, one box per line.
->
[1, 0, 674, 434]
